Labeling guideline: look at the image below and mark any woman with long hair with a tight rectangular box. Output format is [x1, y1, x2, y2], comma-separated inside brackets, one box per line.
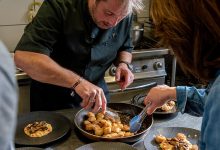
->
[144, 0, 220, 149]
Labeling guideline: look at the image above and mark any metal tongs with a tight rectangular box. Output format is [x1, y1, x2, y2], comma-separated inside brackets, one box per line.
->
[129, 101, 152, 133]
[105, 107, 121, 122]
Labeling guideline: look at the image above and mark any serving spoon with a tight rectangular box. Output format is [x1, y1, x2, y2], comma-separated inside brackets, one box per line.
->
[129, 101, 151, 133]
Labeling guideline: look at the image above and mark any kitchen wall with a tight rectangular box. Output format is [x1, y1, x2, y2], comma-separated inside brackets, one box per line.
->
[0, 0, 43, 113]
[138, 0, 150, 21]
[0, 0, 43, 52]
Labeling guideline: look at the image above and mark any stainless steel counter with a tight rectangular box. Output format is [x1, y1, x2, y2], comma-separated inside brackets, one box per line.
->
[16, 69, 29, 80]
[16, 69, 31, 114]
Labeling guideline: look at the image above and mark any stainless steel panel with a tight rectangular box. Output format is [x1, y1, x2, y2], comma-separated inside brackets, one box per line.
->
[108, 77, 165, 103]
[17, 79, 30, 114]
[132, 48, 170, 58]
[105, 57, 166, 83]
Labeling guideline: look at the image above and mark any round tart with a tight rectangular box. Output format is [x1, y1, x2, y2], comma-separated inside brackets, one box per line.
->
[24, 121, 52, 138]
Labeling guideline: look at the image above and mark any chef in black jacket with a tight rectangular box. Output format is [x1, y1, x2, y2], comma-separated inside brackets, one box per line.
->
[14, 0, 144, 112]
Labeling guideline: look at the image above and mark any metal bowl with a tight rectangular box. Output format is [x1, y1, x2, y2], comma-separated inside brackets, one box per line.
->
[132, 13, 144, 47]
[132, 25, 144, 47]
[74, 103, 153, 143]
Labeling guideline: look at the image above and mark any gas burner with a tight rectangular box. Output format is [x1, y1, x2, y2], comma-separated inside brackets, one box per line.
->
[130, 94, 146, 108]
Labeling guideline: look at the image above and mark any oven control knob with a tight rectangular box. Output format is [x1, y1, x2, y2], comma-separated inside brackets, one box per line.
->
[109, 66, 116, 76]
[142, 65, 148, 70]
[154, 62, 163, 70]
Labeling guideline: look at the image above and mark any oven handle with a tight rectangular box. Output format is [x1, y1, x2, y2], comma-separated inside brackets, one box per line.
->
[109, 82, 157, 93]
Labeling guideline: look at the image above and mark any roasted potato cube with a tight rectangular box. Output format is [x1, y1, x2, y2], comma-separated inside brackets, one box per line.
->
[84, 120, 91, 125]
[117, 123, 124, 129]
[103, 126, 111, 135]
[155, 135, 166, 143]
[176, 133, 187, 140]
[95, 127, 104, 136]
[96, 112, 104, 119]
[87, 112, 95, 118]
[122, 125, 130, 131]
[112, 126, 121, 133]
[118, 131, 125, 137]
[85, 124, 94, 131]
[124, 132, 134, 137]
[88, 116, 96, 122]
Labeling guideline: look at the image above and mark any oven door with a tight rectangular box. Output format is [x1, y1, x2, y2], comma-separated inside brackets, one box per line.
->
[107, 76, 165, 103]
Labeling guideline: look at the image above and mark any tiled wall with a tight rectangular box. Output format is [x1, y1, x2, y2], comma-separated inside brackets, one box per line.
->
[138, 0, 150, 21]
[0, 0, 43, 52]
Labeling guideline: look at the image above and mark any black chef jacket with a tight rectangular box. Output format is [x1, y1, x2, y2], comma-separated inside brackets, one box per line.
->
[15, 0, 133, 111]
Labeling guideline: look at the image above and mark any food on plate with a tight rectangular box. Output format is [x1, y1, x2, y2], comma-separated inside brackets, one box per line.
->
[158, 100, 176, 112]
[24, 121, 52, 137]
[84, 112, 134, 138]
[155, 133, 198, 150]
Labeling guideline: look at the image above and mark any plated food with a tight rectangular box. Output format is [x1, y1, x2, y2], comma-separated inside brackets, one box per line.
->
[144, 127, 200, 150]
[24, 121, 52, 138]
[156, 100, 176, 112]
[131, 94, 177, 114]
[155, 133, 198, 150]
[83, 112, 134, 138]
[15, 111, 70, 146]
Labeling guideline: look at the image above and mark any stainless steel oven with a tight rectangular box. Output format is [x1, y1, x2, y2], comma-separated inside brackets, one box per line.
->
[16, 69, 31, 114]
[104, 48, 170, 103]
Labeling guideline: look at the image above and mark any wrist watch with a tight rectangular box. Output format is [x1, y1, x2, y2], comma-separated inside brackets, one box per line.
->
[118, 60, 133, 71]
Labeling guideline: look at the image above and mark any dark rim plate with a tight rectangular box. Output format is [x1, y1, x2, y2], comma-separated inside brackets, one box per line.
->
[153, 105, 177, 115]
[76, 142, 136, 150]
[15, 111, 71, 146]
[16, 147, 44, 150]
[144, 127, 200, 150]
[131, 94, 177, 115]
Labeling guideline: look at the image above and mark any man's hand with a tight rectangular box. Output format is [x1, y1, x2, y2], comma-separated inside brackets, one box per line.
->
[15, 51, 107, 113]
[115, 63, 134, 90]
[74, 79, 107, 113]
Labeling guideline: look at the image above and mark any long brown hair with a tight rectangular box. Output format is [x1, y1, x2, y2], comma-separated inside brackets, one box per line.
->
[150, 0, 220, 82]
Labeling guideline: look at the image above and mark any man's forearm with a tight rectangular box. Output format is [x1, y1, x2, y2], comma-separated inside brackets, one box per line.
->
[14, 51, 79, 88]
[115, 51, 132, 65]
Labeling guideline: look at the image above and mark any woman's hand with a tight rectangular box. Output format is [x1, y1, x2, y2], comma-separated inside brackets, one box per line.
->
[75, 79, 107, 113]
[144, 85, 176, 114]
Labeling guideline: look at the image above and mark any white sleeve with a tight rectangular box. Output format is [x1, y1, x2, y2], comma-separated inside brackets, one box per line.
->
[0, 41, 18, 150]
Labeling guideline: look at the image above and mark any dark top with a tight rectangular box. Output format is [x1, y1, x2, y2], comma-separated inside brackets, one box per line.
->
[15, 0, 133, 111]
